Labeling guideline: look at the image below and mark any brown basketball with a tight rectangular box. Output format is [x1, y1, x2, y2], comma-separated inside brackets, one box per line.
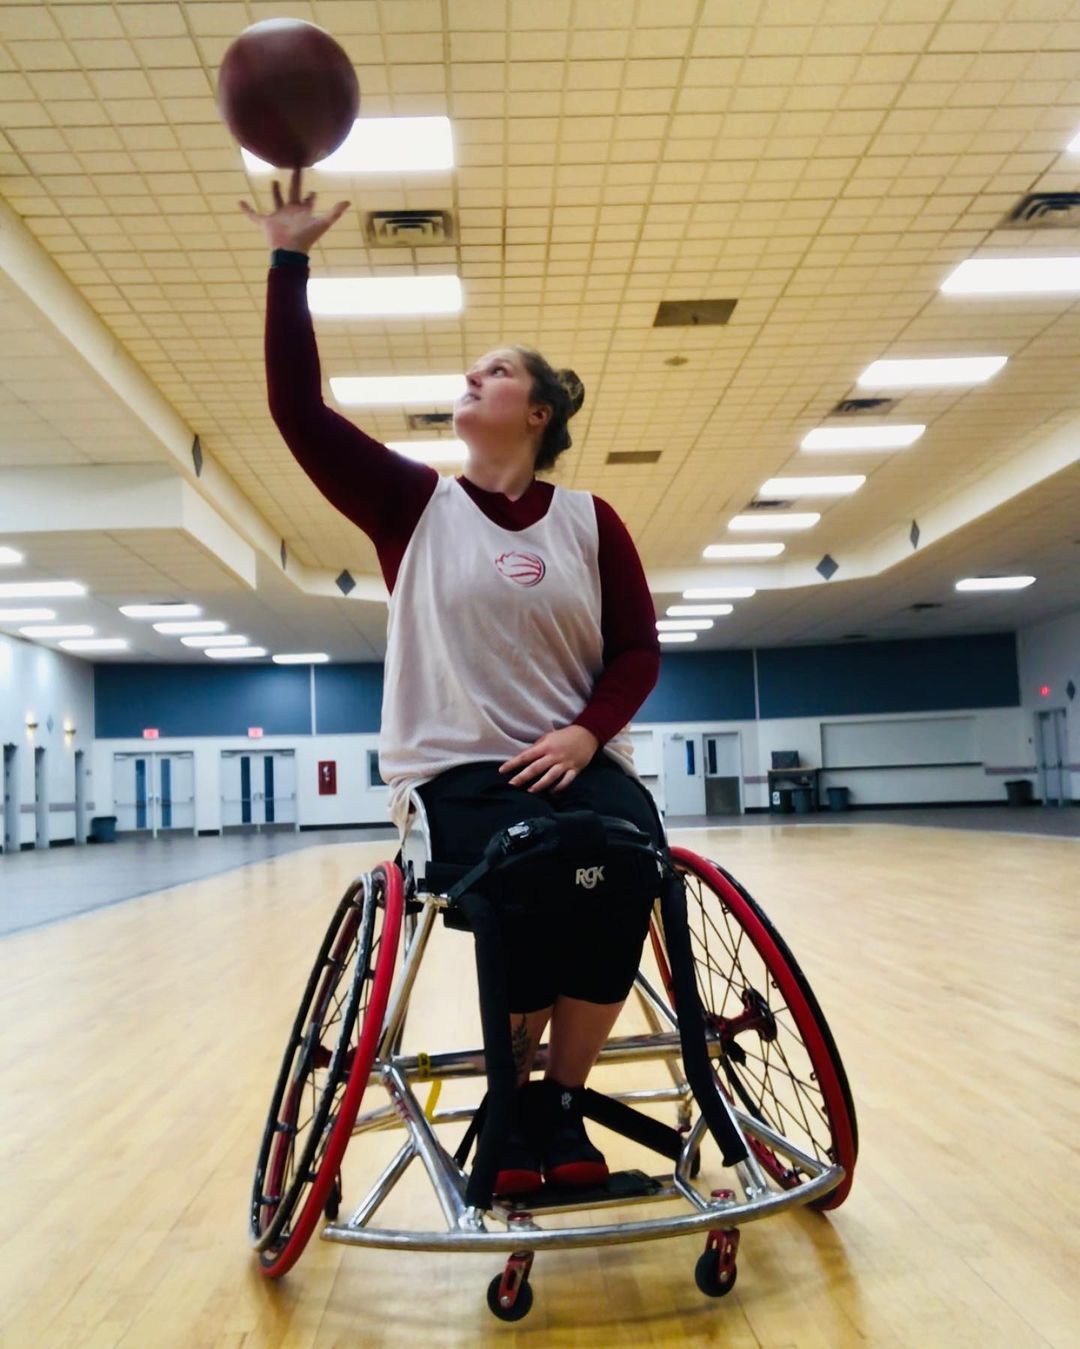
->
[217, 19, 359, 169]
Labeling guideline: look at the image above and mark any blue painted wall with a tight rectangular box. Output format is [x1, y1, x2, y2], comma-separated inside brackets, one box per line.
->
[314, 663, 383, 734]
[94, 633, 1020, 736]
[637, 650, 757, 722]
[95, 664, 312, 737]
[756, 633, 1019, 718]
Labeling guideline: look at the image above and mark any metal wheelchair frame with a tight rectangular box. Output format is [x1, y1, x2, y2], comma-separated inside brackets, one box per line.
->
[253, 790, 853, 1318]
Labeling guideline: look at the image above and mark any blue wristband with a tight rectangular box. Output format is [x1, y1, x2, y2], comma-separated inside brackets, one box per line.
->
[271, 248, 310, 269]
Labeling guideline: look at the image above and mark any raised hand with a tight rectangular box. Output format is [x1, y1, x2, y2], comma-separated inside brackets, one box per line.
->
[239, 167, 349, 254]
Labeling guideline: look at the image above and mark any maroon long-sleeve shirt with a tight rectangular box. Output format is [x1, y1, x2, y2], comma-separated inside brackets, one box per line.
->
[265, 257, 660, 745]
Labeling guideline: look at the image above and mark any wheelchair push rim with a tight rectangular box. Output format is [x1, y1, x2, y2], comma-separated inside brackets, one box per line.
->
[250, 862, 404, 1275]
[656, 849, 858, 1209]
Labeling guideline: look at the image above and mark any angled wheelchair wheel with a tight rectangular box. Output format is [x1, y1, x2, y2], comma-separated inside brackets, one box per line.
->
[250, 862, 404, 1276]
[653, 849, 858, 1209]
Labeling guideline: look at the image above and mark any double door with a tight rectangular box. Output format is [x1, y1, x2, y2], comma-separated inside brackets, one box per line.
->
[661, 732, 743, 817]
[221, 750, 297, 830]
[113, 752, 196, 836]
[1036, 708, 1069, 806]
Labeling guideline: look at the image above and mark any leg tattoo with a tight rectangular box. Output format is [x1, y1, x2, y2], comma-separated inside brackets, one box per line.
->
[511, 1015, 531, 1077]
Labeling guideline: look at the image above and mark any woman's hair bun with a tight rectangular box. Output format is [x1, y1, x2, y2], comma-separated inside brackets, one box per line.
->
[556, 368, 585, 418]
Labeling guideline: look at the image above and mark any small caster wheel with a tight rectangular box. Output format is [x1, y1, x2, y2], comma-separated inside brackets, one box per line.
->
[695, 1249, 737, 1297]
[323, 1173, 341, 1221]
[486, 1271, 534, 1321]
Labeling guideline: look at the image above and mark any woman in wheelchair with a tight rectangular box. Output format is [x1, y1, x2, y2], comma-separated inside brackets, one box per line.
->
[246, 172, 665, 1197]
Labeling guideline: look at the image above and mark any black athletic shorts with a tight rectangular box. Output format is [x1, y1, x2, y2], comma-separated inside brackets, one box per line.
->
[417, 754, 666, 1012]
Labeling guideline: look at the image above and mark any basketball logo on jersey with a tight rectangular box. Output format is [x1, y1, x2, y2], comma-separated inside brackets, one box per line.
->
[495, 551, 546, 587]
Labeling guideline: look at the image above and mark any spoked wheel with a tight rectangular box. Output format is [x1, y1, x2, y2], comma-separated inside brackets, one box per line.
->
[651, 850, 857, 1209]
[250, 862, 404, 1275]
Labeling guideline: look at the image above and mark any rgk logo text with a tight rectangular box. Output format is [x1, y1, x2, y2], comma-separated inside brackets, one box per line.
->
[575, 865, 605, 889]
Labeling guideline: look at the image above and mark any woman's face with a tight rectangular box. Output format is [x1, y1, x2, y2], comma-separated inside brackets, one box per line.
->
[453, 348, 547, 449]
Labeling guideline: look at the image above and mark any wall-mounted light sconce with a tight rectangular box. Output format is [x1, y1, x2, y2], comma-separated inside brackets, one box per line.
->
[63, 720, 76, 741]
[25, 712, 38, 735]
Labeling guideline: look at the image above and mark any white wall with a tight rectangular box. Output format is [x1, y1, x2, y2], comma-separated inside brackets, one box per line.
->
[91, 731, 389, 834]
[88, 702, 1034, 836]
[1017, 606, 1080, 800]
[0, 633, 95, 849]
[634, 705, 1030, 813]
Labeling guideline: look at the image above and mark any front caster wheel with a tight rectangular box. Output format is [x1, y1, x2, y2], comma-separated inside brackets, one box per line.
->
[486, 1270, 534, 1321]
[694, 1249, 737, 1297]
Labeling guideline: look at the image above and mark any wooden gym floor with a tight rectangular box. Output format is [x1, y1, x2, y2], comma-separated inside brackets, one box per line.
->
[0, 822, 1076, 1348]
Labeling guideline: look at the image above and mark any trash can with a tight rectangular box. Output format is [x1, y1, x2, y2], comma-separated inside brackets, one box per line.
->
[770, 787, 794, 814]
[89, 815, 118, 843]
[827, 786, 851, 812]
[1004, 779, 1034, 807]
[792, 787, 814, 814]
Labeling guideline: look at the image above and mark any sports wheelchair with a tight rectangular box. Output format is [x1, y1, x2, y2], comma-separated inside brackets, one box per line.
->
[249, 794, 857, 1322]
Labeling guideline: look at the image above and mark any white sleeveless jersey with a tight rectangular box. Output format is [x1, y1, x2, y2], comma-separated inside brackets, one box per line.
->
[380, 476, 637, 831]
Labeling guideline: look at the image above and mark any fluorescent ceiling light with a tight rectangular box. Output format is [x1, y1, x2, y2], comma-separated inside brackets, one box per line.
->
[0, 581, 86, 598]
[666, 604, 733, 617]
[658, 631, 697, 644]
[760, 476, 865, 497]
[205, 647, 268, 660]
[180, 634, 249, 648]
[0, 546, 23, 565]
[857, 357, 1006, 387]
[308, 276, 462, 317]
[242, 116, 454, 174]
[656, 618, 714, 631]
[153, 620, 226, 635]
[272, 652, 331, 665]
[120, 603, 201, 619]
[702, 543, 784, 559]
[955, 576, 1036, 592]
[729, 513, 820, 532]
[0, 608, 55, 622]
[19, 624, 93, 638]
[941, 258, 1080, 295]
[682, 587, 757, 600]
[801, 425, 925, 451]
[387, 439, 467, 465]
[59, 638, 128, 652]
[330, 374, 465, 406]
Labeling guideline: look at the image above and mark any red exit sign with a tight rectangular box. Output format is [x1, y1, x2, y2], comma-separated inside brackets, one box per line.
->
[142, 728, 159, 740]
[248, 727, 264, 738]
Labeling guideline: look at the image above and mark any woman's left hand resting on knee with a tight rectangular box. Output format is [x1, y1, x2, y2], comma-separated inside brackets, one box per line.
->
[500, 726, 599, 793]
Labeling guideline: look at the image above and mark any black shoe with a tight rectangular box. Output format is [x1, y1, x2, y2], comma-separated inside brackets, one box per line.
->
[540, 1079, 609, 1189]
[494, 1082, 543, 1196]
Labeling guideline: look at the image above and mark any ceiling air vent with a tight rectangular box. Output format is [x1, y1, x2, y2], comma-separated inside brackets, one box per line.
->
[407, 411, 453, 430]
[365, 210, 454, 247]
[745, 498, 794, 511]
[653, 299, 737, 327]
[830, 397, 897, 416]
[606, 450, 661, 465]
[1002, 192, 1080, 229]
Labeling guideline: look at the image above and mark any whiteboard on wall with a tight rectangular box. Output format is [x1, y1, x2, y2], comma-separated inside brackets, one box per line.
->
[821, 716, 978, 768]
[629, 729, 658, 776]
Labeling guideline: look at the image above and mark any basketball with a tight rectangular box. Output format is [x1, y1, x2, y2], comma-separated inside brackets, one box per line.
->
[217, 19, 359, 169]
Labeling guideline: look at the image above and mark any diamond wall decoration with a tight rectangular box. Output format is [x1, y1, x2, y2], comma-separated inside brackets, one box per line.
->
[280, 539, 287, 570]
[1067, 680, 1076, 701]
[335, 570, 356, 596]
[910, 520, 921, 549]
[191, 435, 203, 478]
[816, 554, 839, 580]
